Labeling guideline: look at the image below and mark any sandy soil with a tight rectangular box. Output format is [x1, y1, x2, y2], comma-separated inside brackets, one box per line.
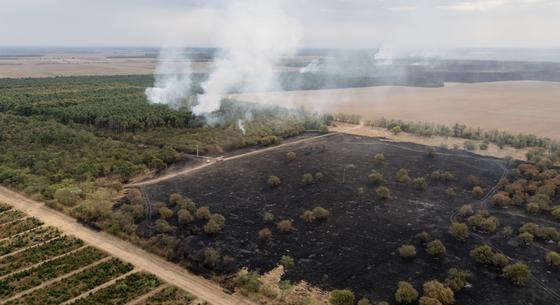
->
[231, 81, 560, 140]
[0, 186, 256, 305]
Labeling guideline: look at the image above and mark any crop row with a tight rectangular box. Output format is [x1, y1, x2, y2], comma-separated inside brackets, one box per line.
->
[0, 210, 24, 225]
[0, 246, 107, 298]
[139, 286, 196, 305]
[0, 218, 43, 239]
[6, 258, 133, 305]
[0, 226, 60, 256]
[0, 235, 83, 277]
[0, 202, 11, 213]
[69, 272, 161, 305]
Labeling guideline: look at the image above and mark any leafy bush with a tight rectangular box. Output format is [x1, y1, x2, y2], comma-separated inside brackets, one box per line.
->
[413, 177, 428, 190]
[431, 170, 454, 182]
[518, 232, 534, 245]
[445, 268, 471, 292]
[502, 263, 531, 285]
[158, 206, 173, 219]
[395, 281, 418, 304]
[416, 231, 431, 243]
[330, 289, 355, 305]
[446, 187, 457, 198]
[470, 245, 494, 264]
[195, 207, 211, 220]
[258, 228, 272, 240]
[376, 186, 391, 200]
[263, 212, 274, 223]
[169, 193, 183, 205]
[526, 202, 540, 214]
[422, 280, 454, 305]
[177, 209, 193, 224]
[280, 255, 295, 268]
[464, 141, 476, 151]
[301, 210, 315, 222]
[302, 173, 314, 185]
[459, 204, 474, 217]
[426, 240, 447, 258]
[467, 212, 499, 233]
[398, 245, 416, 259]
[286, 151, 296, 161]
[374, 153, 385, 163]
[312, 207, 330, 220]
[357, 298, 372, 305]
[545, 251, 560, 267]
[472, 186, 484, 197]
[368, 170, 384, 184]
[391, 125, 402, 134]
[491, 192, 511, 207]
[493, 253, 510, 268]
[235, 270, 262, 295]
[268, 175, 281, 187]
[277, 220, 294, 233]
[395, 169, 411, 184]
[449, 222, 469, 240]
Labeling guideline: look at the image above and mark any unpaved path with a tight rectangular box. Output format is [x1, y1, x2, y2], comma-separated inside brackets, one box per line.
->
[128, 125, 362, 187]
[0, 186, 257, 305]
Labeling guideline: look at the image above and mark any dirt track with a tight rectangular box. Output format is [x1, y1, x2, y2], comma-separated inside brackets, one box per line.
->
[0, 186, 256, 305]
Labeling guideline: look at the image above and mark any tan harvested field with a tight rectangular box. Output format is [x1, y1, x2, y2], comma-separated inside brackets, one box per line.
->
[231, 81, 560, 140]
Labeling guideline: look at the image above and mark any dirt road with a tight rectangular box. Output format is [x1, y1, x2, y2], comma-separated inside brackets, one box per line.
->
[129, 124, 362, 187]
[0, 186, 257, 305]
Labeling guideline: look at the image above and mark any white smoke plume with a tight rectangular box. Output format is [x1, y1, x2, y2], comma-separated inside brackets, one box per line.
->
[193, 0, 302, 115]
[299, 58, 321, 74]
[237, 119, 246, 135]
[145, 48, 193, 109]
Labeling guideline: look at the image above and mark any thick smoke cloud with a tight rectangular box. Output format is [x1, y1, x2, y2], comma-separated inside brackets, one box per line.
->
[146, 0, 301, 116]
[145, 48, 193, 109]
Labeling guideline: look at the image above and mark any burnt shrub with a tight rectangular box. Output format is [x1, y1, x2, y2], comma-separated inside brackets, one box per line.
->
[268, 175, 281, 187]
[330, 289, 355, 305]
[449, 222, 469, 240]
[277, 219, 294, 233]
[398, 245, 417, 259]
[470, 245, 494, 264]
[426, 240, 447, 258]
[445, 268, 471, 292]
[395, 281, 418, 304]
[258, 228, 272, 240]
[376, 186, 391, 200]
[502, 263, 531, 285]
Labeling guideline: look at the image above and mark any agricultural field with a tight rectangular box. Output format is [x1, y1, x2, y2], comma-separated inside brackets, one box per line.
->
[0, 202, 204, 305]
[122, 133, 560, 305]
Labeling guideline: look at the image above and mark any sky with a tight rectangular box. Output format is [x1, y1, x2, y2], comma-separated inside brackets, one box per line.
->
[2, 0, 560, 48]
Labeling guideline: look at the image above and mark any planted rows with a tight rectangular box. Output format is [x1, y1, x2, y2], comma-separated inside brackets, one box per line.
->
[6, 258, 133, 305]
[69, 272, 161, 305]
[0, 226, 60, 256]
[0, 246, 107, 298]
[0, 218, 42, 239]
[0, 236, 83, 277]
[138, 286, 196, 305]
[0, 210, 24, 225]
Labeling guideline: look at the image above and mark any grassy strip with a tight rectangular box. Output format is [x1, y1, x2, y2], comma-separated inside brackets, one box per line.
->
[0, 203, 11, 213]
[139, 286, 196, 305]
[0, 246, 107, 298]
[0, 226, 60, 256]
[5, 258, 133, 305]
[0, 236, 83, 277]
[0, 218, 43, 239]
[69, 272, 161, 305]
[0, 210, 24, 225]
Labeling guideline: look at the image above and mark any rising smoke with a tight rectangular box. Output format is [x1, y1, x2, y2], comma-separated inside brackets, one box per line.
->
[146, 0, 301, 117]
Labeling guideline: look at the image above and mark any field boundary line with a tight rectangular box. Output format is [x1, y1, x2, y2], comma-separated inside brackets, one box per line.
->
[60, 269, 138, 305]
[0, 244, 88, 280]
[0, 256, 112, 304]
[125, 283, 171, 305]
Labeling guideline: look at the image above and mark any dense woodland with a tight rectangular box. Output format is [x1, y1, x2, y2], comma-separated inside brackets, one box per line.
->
[0, 75, 328, 219]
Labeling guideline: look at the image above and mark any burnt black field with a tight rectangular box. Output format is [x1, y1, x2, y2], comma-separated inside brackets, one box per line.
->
[137, 134, 560, 305]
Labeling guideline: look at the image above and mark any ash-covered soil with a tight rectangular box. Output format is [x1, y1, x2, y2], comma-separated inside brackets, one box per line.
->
[140, 134, 560, 305]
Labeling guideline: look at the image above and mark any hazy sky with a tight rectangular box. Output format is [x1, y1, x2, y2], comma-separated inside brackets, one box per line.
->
[2, 0, 560, 48]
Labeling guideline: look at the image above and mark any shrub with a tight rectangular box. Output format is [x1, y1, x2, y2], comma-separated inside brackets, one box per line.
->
[258, 228, 272, 240]
[280, 255, 295, 268]
[330, 289, 355, 305]
[200, 247, 220, 268]
[464, 141, 476, 151]
[368, 170, 384, 184]
[518, 232, 534, 245]
[374, 153, 385, 163]
[545, 251, 560, 267]
[526, 202, 540, 214]
[395, 169, 411, 184]
[422, 280, 454, 305]
[301, 210, 315, 222]
[203, 219, 223, 234]
[446, 187, 457, 198]
[158, 206, 173, 219]
[391, 125, 402, 134]
[395, 281, 418, 304]
[479, 142, 489, 150]
[195, 207, 211, 220]
[315, 172, 324, 181]
[536, 226, 560, 242]
[286, 152, 296, 161]
[459, 204, 474, 217]
[519, 222, 538, 235]
[319, 124, 329, 133]
[302, 173, 314, 185]
[263, 212, 274, 223]
[155, 219, 173, 233]
[312, 207, 330, 220]
[235, 270, 261, 295]
[419, 296, 441, 305]
[493, 253, 510, 268]
[357, 298, 372, 305]
[445, 268, 471, 292]
[268, 175, 281, 187]
[501, 226, 514, 237]
[449, 222, 469, 240]
[398, 245, 417, 259]
[378, 302, 389, 305]
[177, 209, 193, 224]
[431, 170, 454, 182]
[417, 231, 431, 243]
[413, 177, 428, 190]
[277, 220, 294, 233]
[466, 175, 481, 187]
[502, 263, 531, 285]
[491, 193, 511, 207]
[426, 240, 447, 258]
[376, 186, 391, 200]
[472, 186, 484, 197]
[470, 245, 494, 264]
[54, 187, 81, 206]
[551, 207, 560, 220]
[467, 212, 499, 233]
[426, 147, 436, 158]
[169, 193, 183, 205]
